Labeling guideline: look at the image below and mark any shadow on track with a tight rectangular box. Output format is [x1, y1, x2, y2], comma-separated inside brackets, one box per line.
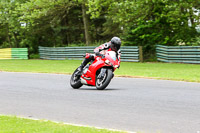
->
[76, 87, 121, 91]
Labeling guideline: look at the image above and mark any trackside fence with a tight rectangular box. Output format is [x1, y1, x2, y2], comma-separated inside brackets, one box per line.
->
[156, 45, 200, 64]
[0, 48, 28, 59]
[39, 46, 143, 62]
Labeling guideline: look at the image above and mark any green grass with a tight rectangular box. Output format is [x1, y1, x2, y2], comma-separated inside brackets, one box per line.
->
[0, 115, 125, 133]
[116, 62, 200, 82]
[0, 59, 200, 82]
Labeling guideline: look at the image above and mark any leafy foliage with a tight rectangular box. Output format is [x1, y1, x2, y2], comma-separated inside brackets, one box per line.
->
[88, 0, 200, 59]
[0, 0, 200, 60]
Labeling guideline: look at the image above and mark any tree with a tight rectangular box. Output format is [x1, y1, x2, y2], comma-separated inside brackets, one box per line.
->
[88, 0, 200, 59]
[0, 0, 25, 48]
[81, 0, 92, 45]
[18, 0, 96, 46]
[1, 0, 199, 60]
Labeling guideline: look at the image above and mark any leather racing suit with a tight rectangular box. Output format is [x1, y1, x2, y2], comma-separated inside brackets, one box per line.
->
[78, 42, 121, 73]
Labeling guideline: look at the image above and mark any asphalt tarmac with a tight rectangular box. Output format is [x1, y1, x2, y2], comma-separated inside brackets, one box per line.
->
[0, 72, 200, 133]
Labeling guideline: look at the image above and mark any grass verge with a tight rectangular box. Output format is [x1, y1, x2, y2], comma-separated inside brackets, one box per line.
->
[0, 115, 126, 133]
[0, 59, 200, 82]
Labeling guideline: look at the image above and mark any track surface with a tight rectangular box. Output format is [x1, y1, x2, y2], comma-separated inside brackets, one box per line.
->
[0, 72, 200, 133]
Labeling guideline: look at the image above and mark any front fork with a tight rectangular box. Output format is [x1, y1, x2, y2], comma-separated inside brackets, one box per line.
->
[97, 68, 114, 79]
[97, 68, 107, 79]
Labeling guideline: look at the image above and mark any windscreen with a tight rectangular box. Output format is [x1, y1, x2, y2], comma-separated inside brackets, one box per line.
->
[107, 51, 117, 61]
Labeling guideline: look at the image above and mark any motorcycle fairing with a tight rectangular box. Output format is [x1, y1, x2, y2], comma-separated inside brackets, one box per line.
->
[81, 57, 109, 86]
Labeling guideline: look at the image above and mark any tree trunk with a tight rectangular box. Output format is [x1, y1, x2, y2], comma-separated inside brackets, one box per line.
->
[189, 8, 194, 27]
[82, 2, 91, 46]
[6, 25, 11, 48]
[13, 32, 19, 48]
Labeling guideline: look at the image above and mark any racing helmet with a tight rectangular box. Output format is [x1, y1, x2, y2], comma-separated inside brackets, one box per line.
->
[111, 37, 121, 51]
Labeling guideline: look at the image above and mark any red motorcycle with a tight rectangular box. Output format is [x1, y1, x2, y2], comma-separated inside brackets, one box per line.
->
[70, 51, 120, 90]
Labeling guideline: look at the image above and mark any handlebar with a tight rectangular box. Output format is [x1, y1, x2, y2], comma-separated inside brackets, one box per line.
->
[95, 52, 105, 58]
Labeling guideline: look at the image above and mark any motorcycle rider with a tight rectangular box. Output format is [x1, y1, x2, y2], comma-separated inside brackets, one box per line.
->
[76, 37, 121, 75]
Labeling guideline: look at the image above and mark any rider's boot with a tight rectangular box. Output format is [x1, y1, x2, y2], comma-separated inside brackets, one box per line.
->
[76, 58, 91, 75]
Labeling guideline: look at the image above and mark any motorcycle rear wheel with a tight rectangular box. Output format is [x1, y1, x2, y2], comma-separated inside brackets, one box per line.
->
[70, 68, 83, 89]
[96, 69, 113, 90]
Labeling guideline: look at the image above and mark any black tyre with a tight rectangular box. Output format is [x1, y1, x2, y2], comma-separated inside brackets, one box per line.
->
[96, 69, 113, 90]
[70, 68, 83, 89]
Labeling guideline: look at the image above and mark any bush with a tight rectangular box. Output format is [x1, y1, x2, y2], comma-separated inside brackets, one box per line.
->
[190, 36, 200, 46]
[30, 54, 40, 59]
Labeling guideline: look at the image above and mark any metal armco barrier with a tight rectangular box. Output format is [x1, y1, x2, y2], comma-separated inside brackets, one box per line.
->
[39, 46, 143, 62]
[156, 45, 200, 64]
[0, 48, 28, 59]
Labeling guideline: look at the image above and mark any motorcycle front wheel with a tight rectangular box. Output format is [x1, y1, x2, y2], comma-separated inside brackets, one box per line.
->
[70, 68, 83, 89]
[96, 69, 113, 90]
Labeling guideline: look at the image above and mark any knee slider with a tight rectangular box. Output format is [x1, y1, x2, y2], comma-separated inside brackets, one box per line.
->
[85, 53, 90, 59]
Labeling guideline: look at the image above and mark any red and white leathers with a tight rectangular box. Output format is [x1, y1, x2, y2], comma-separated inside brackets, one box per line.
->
[94, 41, 121, 63]
[79, 42, 121, 72]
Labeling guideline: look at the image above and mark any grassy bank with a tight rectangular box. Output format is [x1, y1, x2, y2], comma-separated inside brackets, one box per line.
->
[0, 115, 125, 133]
[0, 59, 200, 82]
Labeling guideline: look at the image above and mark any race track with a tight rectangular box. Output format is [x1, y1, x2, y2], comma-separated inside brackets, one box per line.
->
[0, 72, 200, 133]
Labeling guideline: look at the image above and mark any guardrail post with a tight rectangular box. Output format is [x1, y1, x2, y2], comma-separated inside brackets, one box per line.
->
[139, 46, 143, 62]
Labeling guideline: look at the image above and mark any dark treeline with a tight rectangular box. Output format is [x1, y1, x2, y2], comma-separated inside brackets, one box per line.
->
[0, 0, 200, 60]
